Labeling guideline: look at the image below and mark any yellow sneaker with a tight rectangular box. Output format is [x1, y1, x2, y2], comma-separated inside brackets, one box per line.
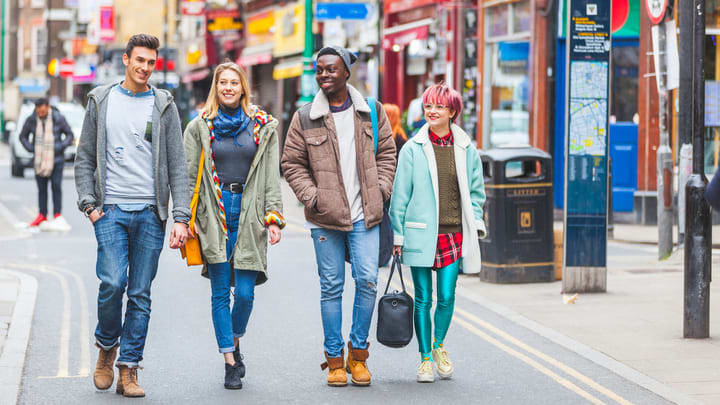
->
[431, 347, 454, 379]
[416, 360, 435, 383]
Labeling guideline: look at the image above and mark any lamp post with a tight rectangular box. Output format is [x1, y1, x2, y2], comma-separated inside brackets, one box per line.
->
[684, 0, 712, 339]
[298, 0, 314, 105]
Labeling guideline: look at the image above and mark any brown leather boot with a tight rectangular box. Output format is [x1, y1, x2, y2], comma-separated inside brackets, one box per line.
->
[320, 349, 347, 387]
[116, 365, 145, 397]
[93, 345, 117, 390]
[346, 342, 371, 386]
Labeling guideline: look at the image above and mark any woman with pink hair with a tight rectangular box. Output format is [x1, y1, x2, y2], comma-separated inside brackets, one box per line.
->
[389, 83, 487, 383]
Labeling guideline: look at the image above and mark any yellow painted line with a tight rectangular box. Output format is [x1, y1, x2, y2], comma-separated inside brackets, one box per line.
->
[8, 262, 91, 378]
[482, 262, 555, 268]
[386, 274, 633, 405]
[454, 306, 633, 405]
[453, 316, 607, 405]
[485, 183, 552, 189]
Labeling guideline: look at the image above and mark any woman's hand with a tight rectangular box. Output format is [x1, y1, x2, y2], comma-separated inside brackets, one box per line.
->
[393, 245, 402, 257]
[268, 224, 281, 245]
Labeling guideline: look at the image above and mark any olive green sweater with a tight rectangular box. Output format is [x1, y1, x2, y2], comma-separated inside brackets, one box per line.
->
[433, 144, 462, 234]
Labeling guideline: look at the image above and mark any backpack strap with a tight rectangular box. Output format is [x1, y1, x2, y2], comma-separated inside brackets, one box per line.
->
[367, 97, 379, 156]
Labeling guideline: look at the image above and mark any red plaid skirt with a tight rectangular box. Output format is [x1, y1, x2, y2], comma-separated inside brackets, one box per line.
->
[434, 232, 462, 269]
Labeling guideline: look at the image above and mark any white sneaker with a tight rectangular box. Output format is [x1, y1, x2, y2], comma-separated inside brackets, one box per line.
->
[431, 347, 454, 379]
[416, 360, 435, 383]
[40, 215, 72, 232]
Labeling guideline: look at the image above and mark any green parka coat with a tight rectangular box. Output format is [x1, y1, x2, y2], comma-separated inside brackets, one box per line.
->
[183, 113, 283, 285]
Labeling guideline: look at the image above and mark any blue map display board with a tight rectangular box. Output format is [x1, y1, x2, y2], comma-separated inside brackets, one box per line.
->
[564, 0, 611, 268]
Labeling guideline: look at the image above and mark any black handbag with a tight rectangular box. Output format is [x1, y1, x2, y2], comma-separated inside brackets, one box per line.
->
[376, 254, 414, 348]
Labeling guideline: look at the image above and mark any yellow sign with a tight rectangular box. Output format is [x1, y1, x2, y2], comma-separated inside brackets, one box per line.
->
[520, 211, 532, 228]
[273, 3, 305, 57]
[208, 17, 242, 32]
[273, 61, 302, 80]
[47, 58, 59, 77]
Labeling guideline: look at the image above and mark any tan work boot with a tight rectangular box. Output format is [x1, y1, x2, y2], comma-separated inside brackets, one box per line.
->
[320, 349, 347, 387]
[93, 345, 117, 390]
[116, 365, 145, 397]
[346, 342, 371, 386]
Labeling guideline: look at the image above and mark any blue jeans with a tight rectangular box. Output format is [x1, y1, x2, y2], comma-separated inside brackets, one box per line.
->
[311, 221, 379, 357]
[207, 190, 258, 353]
[93, 204, 165, 366]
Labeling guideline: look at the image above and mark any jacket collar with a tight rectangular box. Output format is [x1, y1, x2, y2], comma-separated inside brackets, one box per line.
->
[309, 84, 370, 120]
[412, 123, 471, 149]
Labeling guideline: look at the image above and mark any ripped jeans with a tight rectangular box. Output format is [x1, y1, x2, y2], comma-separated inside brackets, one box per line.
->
[311, 221, 379, 357]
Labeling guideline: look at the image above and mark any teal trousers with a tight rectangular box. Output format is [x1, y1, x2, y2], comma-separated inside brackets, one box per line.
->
[410, 260, 459, 360]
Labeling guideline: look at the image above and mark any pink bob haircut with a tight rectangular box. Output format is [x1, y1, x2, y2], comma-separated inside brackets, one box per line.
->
[422, 83, 463, 122]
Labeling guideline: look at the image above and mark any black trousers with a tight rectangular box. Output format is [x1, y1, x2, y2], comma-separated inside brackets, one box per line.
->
[36, 163, 63, 216]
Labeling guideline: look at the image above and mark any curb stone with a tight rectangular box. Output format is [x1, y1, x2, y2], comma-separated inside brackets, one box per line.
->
[0, 270, 38, 405]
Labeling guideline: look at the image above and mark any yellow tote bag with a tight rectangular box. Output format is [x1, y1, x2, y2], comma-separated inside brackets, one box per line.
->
[181, 148, 205, 266]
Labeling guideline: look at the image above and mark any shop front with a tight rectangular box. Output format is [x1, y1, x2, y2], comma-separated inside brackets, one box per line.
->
[239, 8, 277, 119]
[382, 0, 459, 114]
[272, 2, 306, 141]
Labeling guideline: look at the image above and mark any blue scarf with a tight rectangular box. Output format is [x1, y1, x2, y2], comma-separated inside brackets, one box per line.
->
[214, 105, 251, 144]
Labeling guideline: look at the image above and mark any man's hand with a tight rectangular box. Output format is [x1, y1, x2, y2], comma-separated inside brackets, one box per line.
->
[393, 245, 402, 257]
[169, 222, 191, 249]
[89, 209, 104, 224]
[268, 224, 281, 245]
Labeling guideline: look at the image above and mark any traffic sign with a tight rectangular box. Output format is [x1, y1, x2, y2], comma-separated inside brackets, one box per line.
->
[315, 2, 372, 20]
[59, 58, 74, 78]
[645, 0, 668, 25]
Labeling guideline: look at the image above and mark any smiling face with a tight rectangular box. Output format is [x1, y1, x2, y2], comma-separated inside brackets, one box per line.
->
[216, 69, 243, 109]
[316, 54, 348, 97]
[123, 46, 156, 88]
[423, 103, 455, 131]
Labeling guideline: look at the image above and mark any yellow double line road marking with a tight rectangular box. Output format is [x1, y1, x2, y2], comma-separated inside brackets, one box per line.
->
[385, 274, 633, 405]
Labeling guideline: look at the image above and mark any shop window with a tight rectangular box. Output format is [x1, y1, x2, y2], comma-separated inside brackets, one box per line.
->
[485, 41, 530, 148]
[485, 1, 531, 40]
[610, 43, 638, 123]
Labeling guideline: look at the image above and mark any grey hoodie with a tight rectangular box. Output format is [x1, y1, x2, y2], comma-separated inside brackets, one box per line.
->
[74, 83, 191, 222]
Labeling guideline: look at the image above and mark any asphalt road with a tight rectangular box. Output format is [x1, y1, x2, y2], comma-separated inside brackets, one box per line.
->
[0, 165, 672, 404]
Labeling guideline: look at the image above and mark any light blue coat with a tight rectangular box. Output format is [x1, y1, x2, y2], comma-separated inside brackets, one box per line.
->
[389, 123, 487, 272]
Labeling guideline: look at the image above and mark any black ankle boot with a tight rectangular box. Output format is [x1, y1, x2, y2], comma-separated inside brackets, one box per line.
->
[233, 348, 246, 378]
[224, 363, 243, 390]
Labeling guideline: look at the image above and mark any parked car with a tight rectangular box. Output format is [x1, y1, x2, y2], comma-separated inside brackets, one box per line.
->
[8, 102, 85, 177]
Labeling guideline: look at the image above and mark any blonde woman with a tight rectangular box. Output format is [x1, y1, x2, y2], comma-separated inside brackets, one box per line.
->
[183, 62, 285, 390]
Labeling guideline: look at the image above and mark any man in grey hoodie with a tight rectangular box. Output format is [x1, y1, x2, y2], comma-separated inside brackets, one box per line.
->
[74, 34, 191, 398]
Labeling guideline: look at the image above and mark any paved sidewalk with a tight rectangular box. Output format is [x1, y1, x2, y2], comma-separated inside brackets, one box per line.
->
[611, 223, 720, 248]
[0, 270, 38, 405]
[459, 243, 720, 404]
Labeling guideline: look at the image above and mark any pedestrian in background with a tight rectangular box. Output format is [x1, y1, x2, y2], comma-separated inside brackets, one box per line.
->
[19, 97, 74, 230]
[383, 103, 408, 159]
[183, 61, 285, 390]
[281, 45, 396, 387]
[389, 83, 487, 383]
[74, 34, 191, 398]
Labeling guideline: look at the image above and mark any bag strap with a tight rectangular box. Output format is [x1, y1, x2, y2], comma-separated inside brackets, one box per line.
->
[189, 148, 205, 232]
[384, 253, 407, 295]
[367, 97, 379, 156]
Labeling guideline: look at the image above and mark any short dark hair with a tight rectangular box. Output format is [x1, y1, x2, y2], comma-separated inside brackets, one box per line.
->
[34, 98, 49, 107]
[125, 34, 160, 58]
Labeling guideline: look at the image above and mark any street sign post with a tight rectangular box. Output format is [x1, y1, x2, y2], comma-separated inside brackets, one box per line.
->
[562, 0, 612, 293]
[59, 58, 74, 78]
[315, 2, 372, 20]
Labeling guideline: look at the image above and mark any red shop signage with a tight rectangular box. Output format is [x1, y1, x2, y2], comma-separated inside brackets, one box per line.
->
[384, 0, 438, 14]
[382, 25, 429, 50]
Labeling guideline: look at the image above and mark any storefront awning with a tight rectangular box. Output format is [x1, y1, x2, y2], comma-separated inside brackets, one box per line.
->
[382, 19, 431, 50]
[181, 68, 211, 84]
[273, 57, 303, 80]
[237, 43, 274, 67]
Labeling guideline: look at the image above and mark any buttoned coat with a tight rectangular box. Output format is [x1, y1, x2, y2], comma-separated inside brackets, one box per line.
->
[389, 123, 487, 272]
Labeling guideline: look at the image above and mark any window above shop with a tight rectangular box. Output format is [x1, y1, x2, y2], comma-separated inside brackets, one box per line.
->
[485, 1, 531, 42]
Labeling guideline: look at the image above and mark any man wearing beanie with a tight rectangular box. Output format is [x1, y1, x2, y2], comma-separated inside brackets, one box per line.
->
[282, 46, 396, 387]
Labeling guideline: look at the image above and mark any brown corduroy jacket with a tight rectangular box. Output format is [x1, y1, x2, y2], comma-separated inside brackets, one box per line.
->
[281, 85, 396, 231]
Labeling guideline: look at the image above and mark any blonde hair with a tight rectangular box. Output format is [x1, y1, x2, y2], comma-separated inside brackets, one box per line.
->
[203, 62, 252, 119]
